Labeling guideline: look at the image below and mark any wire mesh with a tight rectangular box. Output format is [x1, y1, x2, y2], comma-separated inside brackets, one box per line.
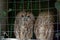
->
[0, 0, 60, 40]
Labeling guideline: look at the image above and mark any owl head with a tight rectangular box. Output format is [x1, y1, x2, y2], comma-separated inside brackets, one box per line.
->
[16, 11, 34, 22]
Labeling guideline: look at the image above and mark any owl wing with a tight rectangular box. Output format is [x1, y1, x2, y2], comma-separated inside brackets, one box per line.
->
[14, 17, 20, 39]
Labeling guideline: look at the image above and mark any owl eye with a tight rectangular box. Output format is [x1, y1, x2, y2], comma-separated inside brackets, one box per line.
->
[21, 15, 24, 17]
[27, 16, 30, 17]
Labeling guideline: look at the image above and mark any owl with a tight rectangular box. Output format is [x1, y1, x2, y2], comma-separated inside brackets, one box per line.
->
[34, 11, 54, 40]
[14, 11, 34, 40]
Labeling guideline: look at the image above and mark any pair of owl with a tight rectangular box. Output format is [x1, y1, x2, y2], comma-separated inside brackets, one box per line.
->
[14, 11, 54, 40]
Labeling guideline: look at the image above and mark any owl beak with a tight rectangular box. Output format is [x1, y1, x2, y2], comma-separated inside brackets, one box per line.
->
[24, 17, 28, 21]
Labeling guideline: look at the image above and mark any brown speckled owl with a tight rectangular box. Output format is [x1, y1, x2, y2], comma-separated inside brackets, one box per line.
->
[34, 11, 54, 40]
[14, 11, 34, 40]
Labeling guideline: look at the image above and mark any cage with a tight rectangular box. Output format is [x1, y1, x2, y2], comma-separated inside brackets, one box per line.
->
[0, 0, 60, 40]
